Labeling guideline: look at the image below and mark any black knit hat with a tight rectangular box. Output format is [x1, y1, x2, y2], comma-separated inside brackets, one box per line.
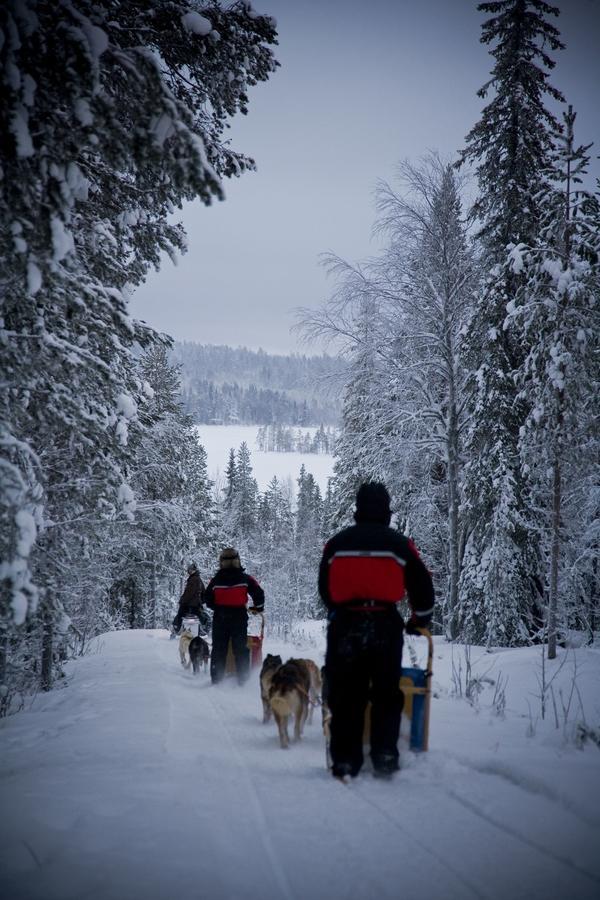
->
[354, 482, 391, 525]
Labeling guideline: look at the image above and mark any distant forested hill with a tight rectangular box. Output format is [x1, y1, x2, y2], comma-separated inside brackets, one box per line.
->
[171, 343, 342, 426]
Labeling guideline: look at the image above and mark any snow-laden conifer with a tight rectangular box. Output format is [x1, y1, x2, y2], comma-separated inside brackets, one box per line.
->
[457, 0, 565, 645]
[508, 108, 600, 655]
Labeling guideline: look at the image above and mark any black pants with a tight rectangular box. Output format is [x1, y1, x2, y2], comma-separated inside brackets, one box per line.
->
[210, 608, 249, 685]
[325, 609, 404, 775]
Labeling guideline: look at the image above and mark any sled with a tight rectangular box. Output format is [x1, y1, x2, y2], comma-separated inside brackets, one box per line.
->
[323, 627, 433, 768]
[225, 610, 265, 675]
[398, 627, 433, 752]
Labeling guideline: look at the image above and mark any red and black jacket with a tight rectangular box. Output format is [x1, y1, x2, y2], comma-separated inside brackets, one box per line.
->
[318, 522, 434, 626]
[204, 568, 265, 612]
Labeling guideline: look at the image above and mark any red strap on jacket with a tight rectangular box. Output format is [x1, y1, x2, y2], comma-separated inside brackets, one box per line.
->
[213, 584, 249, 608]
[328, 551, 406, 605]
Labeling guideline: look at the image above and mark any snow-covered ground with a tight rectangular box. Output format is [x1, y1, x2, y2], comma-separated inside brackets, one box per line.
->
[196, 424, 334, 493]
[1, 628, 599, 900]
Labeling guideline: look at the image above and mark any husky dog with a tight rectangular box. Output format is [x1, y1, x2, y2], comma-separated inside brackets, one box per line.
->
[268, 658, 312, 749]
[298, 659, 322, 724]
[178, 629, 194, 669]
[189, 635, 210, 674]
[259, 654, 282, 723]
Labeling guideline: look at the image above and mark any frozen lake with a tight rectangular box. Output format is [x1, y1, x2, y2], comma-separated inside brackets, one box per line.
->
[195, 424, 334, 494]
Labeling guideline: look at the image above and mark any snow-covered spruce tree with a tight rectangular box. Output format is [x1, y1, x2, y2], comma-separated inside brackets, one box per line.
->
[219, 442, 258, 566]
[0, 0, 278, 695]
[255, 476, 295, 634]
[292, 465, 324, 619]
[508, 108, 600, 656]
[105, 344, 217, 631]
[456, 0, 565, 646]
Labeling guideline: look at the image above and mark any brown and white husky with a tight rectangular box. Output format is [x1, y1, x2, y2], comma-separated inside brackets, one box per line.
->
[178, 629, 194, 669]
[268, 658, 312, 749]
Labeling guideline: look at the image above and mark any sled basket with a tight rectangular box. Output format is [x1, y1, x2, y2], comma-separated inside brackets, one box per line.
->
[225, 611, 265, 674]
[399, 628, 433, 752]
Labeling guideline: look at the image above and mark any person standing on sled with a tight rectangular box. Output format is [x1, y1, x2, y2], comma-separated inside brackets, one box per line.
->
[319, 482, 434, 780]
[204, 548, 264, 685]
[172, 562, 210, 637]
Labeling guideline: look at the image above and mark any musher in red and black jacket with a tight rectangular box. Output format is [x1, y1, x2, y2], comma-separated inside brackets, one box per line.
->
[319, 482, 434, 780]
[204, 547, 264, 685]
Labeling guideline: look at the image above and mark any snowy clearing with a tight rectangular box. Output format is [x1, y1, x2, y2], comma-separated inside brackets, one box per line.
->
[196, 424, 334, 492]
[1, 629, 599, 900]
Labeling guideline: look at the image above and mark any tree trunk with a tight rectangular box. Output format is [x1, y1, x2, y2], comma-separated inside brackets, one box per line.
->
[547, 454, 561, 660]
[150, 560, 157, 630]
[444, 326, 461, 640]
[41, 610, 54, 691]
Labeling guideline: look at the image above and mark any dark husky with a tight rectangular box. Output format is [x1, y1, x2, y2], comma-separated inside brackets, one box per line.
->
[189, 636, 210, 674]
[268, 658, 312, 749]
[259, 653, 282, 723]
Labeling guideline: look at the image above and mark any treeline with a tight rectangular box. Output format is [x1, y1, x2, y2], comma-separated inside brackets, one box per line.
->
[256, 424, 337, 454]
[220, 447, 330, 632]
[180, 379, 324, 427]
[0, 0, 278, 709]
[172, 343, 341, 425]
[303, 3, 599, 650]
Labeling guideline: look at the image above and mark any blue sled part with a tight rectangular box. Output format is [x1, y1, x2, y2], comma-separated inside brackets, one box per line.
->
[401, 665, 428, 752]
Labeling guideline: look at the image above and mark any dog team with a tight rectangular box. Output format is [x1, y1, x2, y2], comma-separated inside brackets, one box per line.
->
[174, 482, 435, 780]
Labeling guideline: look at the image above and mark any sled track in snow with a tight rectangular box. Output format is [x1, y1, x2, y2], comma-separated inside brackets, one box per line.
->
[348, 782, 488, 900]
[207, 690, 296, 900]
[444, 785, 600, 888]
[448, 752, 600, 831]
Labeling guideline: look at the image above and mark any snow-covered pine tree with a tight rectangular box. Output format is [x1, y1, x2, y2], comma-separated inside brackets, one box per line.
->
[0, 0, 278, 697]
[293, 466, 324, 619]
[508, 107, 600, 655]
[220, 442, 258, 564]
[256, 476, 295, 633]
[113, 343, 216, 630]
[456, 0, 565, 646]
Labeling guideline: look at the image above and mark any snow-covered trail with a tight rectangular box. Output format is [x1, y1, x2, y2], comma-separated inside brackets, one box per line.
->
[1, 630, 599, 900]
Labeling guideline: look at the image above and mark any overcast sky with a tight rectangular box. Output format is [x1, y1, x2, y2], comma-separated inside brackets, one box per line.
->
[130, 0, 600, 354]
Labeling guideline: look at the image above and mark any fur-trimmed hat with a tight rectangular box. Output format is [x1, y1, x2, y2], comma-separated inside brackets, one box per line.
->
[187, 561, 199, 575]
[219, 547, 241, 569]
[354, 482, 391, 525]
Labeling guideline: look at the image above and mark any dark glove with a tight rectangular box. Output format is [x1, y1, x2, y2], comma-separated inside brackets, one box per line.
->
[248, 607, 263, 615]
[405, 619, 424, 636]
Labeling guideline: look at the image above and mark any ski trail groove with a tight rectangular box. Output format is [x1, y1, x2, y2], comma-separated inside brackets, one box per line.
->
[447, 752, 600, 831]
[350, 783, 489, 900]
[445, 787, 600, 886]
[207, 691, 296, 900]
